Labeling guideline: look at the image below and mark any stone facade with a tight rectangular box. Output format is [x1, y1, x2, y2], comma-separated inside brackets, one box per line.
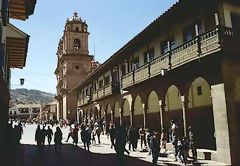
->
[55, 12, 98, 122]
[74, 0, 240, 165]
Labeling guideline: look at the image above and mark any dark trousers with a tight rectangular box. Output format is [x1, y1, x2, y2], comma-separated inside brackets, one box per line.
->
[152, 150, 159, 165]
[84, 141, 90, 151]
[47, 136, 52, 145]
[190, 143, 197, 161]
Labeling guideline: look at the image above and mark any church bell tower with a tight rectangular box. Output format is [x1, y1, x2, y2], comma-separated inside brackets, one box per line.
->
[55, 12, 93, 121]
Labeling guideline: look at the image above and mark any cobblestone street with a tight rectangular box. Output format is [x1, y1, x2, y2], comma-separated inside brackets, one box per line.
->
[0, 124, 224, 166]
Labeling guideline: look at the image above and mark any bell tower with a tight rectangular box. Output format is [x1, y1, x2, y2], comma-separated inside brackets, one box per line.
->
[55, 12, 94, 122]
[63, 12, 89, 55]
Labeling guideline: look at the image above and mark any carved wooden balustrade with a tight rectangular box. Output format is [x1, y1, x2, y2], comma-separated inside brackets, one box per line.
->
[122, 26, 236, 89]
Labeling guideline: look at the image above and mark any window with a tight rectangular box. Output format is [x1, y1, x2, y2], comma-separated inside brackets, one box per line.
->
[144, 48, 155, 64]
[19, 108, 29, 113]
[183, 21, 203, 42]
[121, 63, 126, 75]
[73, 39, 81, 49]
[9, 111, 12, 115]
[75, 65, 79, 70]
[104, 76, 110, 85]
[32, 108, 40, 113]
[99, 80, 104, 89]
[197, 86, 202, 96]
[161, 37, 175, 54]
[132, 57, 139, 70]
[93, 82, 97, 91]
[75, 27, 79, 32]
[85, 88, 88, 96]
[231, 13, 240, 35]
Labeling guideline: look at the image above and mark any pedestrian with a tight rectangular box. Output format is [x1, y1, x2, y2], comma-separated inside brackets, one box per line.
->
[188, 126, 197, 163]
[109, 124, 115, 149]
[35, 125, 42, 147]
[171, 120, 179, 161]
[96, 125, 102, 144]
[160, 128, 168, 153]
[54, 126, 62, 154]
[150, 132, 160, 165]
[65, 125, 74, 142]
[128, 126, 135, 151]
[114, 125, 129, 166]
[73, 125, 79, 146]
[42, 125, 47, 145]
[146, 128, 153, 154]
[81, 125, 90, 151]
[139, 126, 147, 149]
[178, 137, 189, 164]
[46, 126, 53, 145]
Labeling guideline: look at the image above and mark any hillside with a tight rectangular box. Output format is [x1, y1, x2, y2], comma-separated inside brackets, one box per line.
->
[10, 88, 55, 106]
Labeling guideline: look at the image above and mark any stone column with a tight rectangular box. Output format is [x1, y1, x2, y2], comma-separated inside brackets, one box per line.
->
[110, 110, 114, 124]
[130, 110, 133, 127]
[181, 96, 187, 137]
[142, 103, 146, 128]
[119, 108, 122, 126]
[159, 100, 164, 130]
[211, 84, 231, 164]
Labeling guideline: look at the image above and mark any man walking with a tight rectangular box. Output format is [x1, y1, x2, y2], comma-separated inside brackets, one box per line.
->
[46, 126, 53, 145]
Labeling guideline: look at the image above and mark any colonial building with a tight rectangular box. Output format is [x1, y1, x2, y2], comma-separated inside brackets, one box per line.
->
[37, 101, 57, 122]
[0, 0, 37, 137]
[9, 104, 41, 120]
[74, 0, 240, 165]
[55, 12, 98, 122]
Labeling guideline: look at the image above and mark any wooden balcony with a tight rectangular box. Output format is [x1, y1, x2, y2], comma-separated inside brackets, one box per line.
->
[122, 26, 235, 89]
[78, 82, 121, 106]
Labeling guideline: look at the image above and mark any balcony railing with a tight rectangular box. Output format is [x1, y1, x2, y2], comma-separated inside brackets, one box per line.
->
[122, 26, 235, 89]
[78, 82, 121, 106]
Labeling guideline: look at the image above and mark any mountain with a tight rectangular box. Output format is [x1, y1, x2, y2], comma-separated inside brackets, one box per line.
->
[10, 88, 55, 106]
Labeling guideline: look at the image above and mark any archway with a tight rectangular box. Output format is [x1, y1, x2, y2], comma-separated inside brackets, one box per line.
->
[114, 102, 120, 126]
[122, 99, 131, 127]
[164, 85, 183, 138]
[147, 91, 160, 131]
[133, 95, 144, 129]
[187, 77, 216, 150]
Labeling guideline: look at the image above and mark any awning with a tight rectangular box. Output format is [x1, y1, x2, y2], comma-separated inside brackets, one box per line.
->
[6, 23, 29, 69]
[9, 0, 37, 20]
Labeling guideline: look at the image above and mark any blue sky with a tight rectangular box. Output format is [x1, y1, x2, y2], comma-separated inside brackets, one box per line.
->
[11, 0, 178, 94]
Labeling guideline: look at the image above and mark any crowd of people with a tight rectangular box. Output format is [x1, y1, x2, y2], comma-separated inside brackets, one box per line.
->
[7, 117, 198, 165]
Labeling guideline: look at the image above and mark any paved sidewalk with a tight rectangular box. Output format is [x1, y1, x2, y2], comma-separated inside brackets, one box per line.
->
[16, 124, 226, 166]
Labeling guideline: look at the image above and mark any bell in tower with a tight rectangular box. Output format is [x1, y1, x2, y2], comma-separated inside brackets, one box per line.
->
[62, 12, 89, 55]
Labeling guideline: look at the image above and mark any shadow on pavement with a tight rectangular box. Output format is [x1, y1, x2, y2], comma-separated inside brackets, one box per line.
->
[1, 144, 155, 166]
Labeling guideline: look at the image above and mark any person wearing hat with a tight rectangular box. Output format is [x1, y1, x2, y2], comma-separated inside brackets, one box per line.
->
[188, 126, 197, 163]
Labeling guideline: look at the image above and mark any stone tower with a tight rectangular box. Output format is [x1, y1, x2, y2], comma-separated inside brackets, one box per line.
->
[55, 12, 93, 121]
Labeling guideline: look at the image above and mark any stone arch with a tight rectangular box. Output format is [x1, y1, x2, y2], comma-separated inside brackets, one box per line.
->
[133, 95, 144, 128]
[114, 102, 120, 126]
[187, 77, 216, 150]
[164, 85, 184, 137]
[147, 90, 160, 130]
[122, 99, 131, 127]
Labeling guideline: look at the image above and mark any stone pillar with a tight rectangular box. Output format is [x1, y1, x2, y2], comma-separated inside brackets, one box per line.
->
[130, 110, 133, 127]
[159, 100, 164, 130]
[142, 103, 146, 128]
[215, 13, 219, 26]
[110, 110, 114, 124]
[211, 84, 231, 164]
[211, 57, 240, 165]
[119, 108, 122, 126]
[181, 96, 187, 137]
